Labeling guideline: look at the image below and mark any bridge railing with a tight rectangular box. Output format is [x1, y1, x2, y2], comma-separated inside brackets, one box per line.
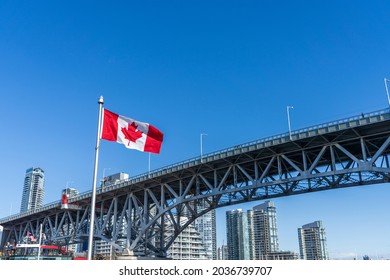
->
[1, 108, 389, 224]
[137, 108, 390, 176]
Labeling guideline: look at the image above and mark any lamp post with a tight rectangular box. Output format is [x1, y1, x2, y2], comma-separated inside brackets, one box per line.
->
[102, 168, 111, 187]
[384, 78, 390, 107]
[287, 106, 294, 140]
[200, 133, 207, 162]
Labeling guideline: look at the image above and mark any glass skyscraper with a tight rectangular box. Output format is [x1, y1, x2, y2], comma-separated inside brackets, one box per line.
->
[193, 201, 217, 260]
[20, 167, 45, 213]
[225, 201, 294, 260]
[298, 220, 329, 260]
[248, 201, 279, 259]
[226, 209, 251, 260]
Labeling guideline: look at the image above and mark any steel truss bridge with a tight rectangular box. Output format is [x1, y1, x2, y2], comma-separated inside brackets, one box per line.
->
[1, 109, 390, 257]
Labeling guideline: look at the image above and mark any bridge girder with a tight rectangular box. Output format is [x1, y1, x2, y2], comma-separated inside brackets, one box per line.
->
[2, 112, 390, 257]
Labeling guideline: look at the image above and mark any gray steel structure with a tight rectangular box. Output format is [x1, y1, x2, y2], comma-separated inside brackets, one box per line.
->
[1, 109, 390, 257]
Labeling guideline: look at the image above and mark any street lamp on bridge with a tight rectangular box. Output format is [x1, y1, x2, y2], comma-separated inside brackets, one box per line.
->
[287, 106, 294, 140]
[384, 78, 390, 107]
[200, 133, 207, 163]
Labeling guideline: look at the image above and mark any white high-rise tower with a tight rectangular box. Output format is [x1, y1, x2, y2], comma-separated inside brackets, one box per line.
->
[20, 167, 45, 213]
[249, 200, 279, 259]
[298, 221, 329, 260]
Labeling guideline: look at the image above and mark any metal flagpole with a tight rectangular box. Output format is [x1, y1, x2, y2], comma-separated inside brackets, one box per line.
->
[87, 96, 104, 260]
[37, 224, 43, 260]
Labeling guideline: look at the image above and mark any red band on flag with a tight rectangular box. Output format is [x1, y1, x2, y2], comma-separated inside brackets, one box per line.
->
[145, 124, 163, 153]
[102, 109, 119, 141]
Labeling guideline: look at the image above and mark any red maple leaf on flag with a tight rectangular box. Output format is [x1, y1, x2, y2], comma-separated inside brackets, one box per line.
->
[121, 122, 143, 146]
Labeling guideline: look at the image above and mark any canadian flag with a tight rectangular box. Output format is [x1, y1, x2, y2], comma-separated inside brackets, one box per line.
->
[101, 109, 164, 154]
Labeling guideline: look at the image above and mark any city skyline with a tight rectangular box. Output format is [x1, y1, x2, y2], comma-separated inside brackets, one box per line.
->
[225, 201, 293, 260]
[1, 0, 390, 260]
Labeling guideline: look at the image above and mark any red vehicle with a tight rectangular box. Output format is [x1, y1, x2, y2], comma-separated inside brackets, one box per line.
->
[2, 243, 73, 260]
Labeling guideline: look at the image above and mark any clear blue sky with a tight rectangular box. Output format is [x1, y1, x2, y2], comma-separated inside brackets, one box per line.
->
[0, 0, 389, 260]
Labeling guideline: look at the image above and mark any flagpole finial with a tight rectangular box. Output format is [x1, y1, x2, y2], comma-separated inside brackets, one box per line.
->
[98, 96, 104, 105]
